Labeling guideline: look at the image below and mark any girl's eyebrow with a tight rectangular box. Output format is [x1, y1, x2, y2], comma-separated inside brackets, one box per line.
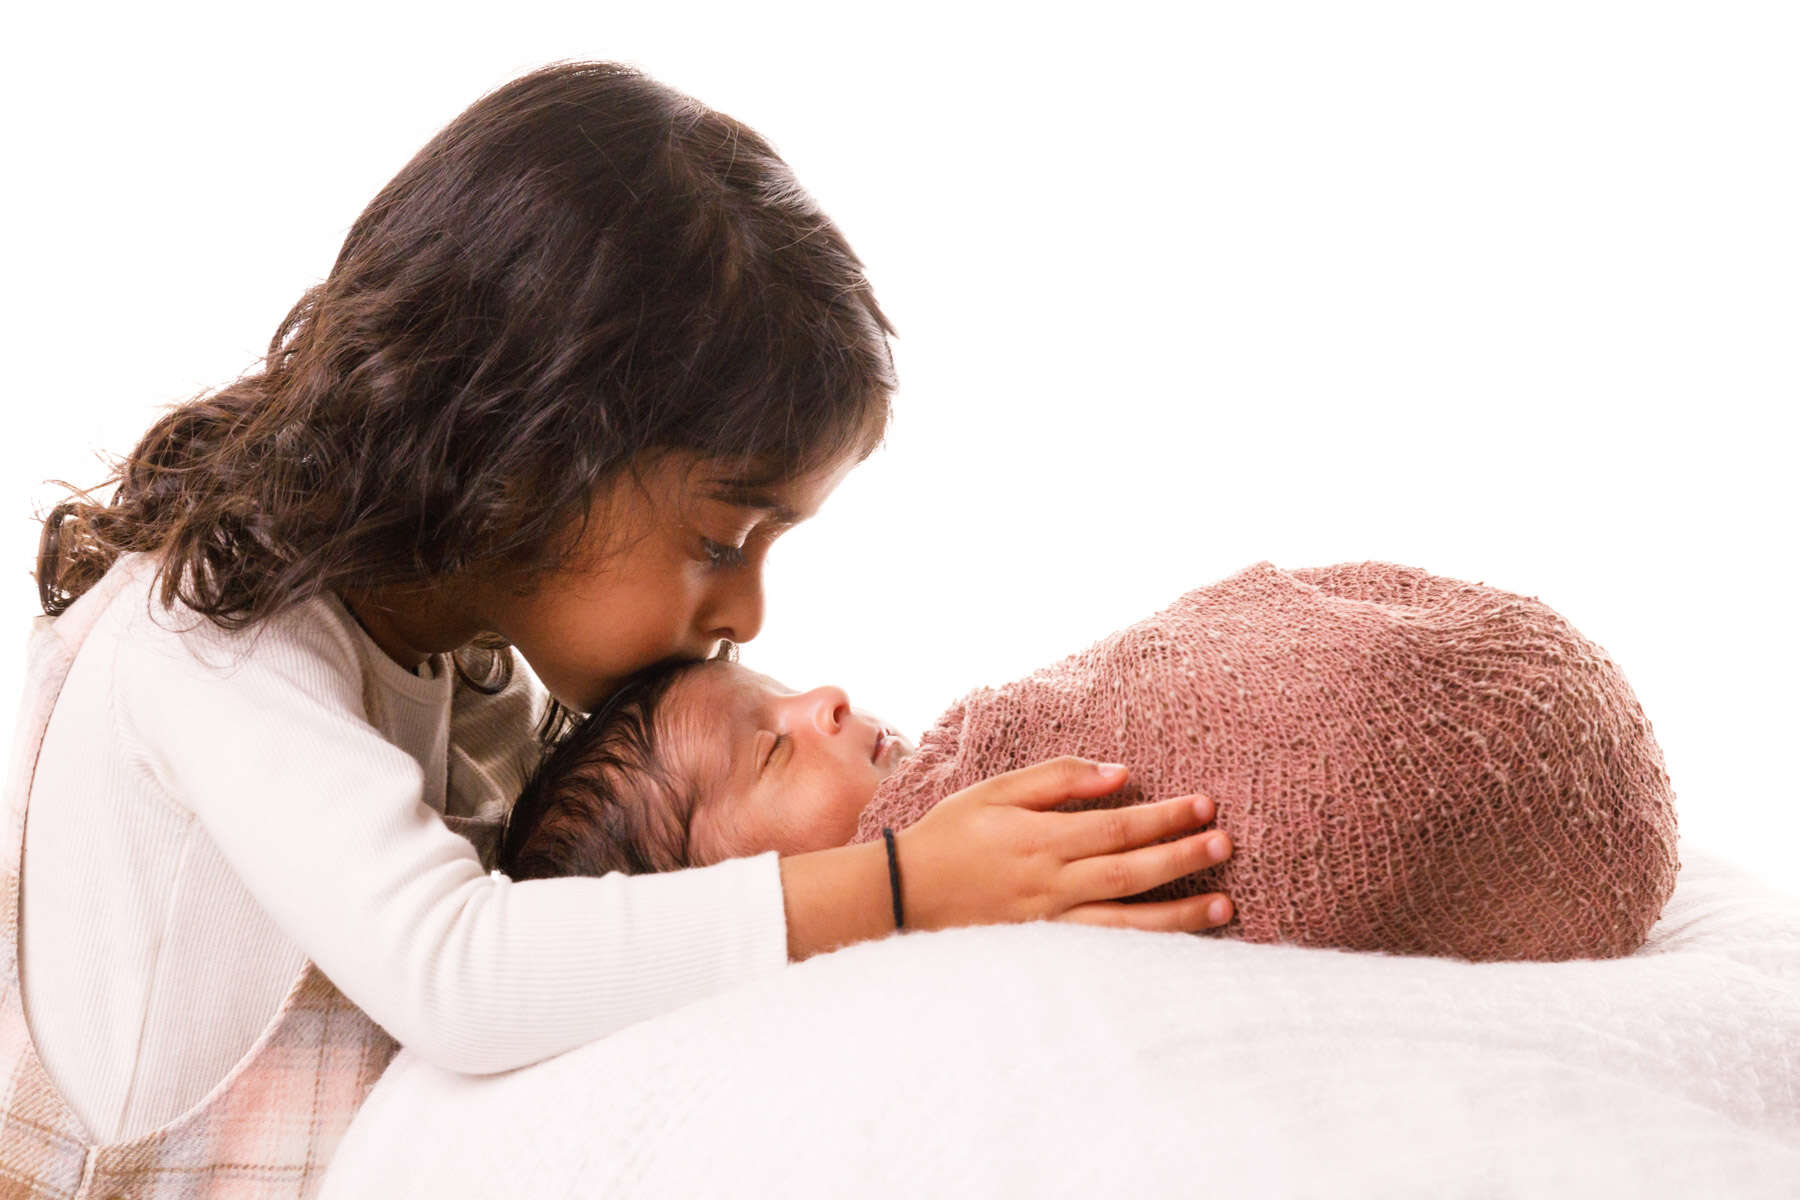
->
[702, 483, 800, 527]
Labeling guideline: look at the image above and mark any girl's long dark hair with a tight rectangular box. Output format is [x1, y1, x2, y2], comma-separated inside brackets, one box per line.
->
[35, 60, 894, 709]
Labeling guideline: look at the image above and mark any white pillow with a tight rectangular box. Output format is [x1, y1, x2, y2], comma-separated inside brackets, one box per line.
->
[321, 841, 1800, 1199]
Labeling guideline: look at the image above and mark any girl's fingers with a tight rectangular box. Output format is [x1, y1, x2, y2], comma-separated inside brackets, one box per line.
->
[1062, 825, 1232, 904]
[1055, 891, 1234, 933]
[973, 756, 1137, 812]
[1058, 791, 1217, 861]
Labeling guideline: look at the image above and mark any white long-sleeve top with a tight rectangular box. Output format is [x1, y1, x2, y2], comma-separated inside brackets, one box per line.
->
[18, 553, 789, 1143]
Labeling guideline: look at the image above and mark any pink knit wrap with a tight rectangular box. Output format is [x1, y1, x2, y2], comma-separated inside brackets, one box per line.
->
[851, 561, 1679, 962]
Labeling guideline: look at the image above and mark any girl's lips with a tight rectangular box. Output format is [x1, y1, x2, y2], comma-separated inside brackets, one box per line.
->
[871, 730, 886, 763]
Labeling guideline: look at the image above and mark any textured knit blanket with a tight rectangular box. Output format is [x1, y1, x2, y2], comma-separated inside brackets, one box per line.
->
[319, 844, 1800, 1200]
[851, 561, 1679, 962]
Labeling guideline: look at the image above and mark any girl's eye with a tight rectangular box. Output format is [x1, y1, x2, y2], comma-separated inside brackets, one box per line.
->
[701, 538, 747, 570]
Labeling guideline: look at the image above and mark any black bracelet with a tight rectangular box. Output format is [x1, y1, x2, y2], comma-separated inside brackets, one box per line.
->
[882, 827, 905, 931]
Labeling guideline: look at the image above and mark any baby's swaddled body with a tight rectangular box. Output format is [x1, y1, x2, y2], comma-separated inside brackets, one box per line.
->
[853, 561, 1680, 962]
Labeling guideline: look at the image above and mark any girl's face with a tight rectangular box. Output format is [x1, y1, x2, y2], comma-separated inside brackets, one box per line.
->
[478, 451, 855, 712]
[669, 660, 915, 865]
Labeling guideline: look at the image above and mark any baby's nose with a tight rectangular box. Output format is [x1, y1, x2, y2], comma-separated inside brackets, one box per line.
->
[805, 686, 851, 733]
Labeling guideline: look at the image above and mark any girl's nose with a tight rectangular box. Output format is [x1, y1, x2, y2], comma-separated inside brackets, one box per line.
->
[704, 564, 766, 645]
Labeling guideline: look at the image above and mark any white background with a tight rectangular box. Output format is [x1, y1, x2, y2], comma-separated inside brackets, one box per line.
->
[3, 2, 1794, 897]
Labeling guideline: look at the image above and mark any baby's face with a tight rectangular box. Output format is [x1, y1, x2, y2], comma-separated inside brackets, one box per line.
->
[665, 659, 915, 865]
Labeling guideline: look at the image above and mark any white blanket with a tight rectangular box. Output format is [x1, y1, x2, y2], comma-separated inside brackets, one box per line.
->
[321, 842, 1800, 1199]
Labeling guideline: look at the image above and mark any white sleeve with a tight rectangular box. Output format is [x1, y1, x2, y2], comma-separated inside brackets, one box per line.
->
[114, 603, 790, 1075]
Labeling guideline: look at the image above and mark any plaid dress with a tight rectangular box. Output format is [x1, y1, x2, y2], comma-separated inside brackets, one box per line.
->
[0, 565, 502, 1199]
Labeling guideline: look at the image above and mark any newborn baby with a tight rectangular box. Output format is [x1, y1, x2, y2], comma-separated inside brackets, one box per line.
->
[498, 651, 919, 878]
[500, 561, 1681, 963]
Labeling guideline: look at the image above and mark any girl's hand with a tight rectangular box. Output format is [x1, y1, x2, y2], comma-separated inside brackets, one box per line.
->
[895, 757, 1234, 934]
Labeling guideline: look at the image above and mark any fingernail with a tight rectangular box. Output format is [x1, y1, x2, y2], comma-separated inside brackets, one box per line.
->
[1096, 762, 1127, 779]
[1208, 900, 1229, 923]
[1193, 795, 1212, 818]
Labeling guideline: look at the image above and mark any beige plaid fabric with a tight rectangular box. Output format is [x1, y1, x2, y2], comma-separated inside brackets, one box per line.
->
[0, 567, 500, 1198]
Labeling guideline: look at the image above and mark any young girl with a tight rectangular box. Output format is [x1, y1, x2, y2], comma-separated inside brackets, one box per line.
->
[0, 61, 1227, 1197]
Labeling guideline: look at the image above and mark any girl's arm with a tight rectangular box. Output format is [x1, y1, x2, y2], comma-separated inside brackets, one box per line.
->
[778, 841, 891, 961]
[116, 595, 789, 1075]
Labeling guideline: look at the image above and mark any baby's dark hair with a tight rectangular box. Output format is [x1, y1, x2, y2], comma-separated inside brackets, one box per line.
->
[35, 60, 894, 707]
[499, 650, 721, 880]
